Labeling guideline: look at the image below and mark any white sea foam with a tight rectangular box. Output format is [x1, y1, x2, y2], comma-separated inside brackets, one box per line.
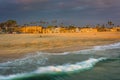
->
[50, 52, 70, 55]
[48, 42, 120, 55]
[0, 57, 107, 80]
[0, 42, 119, 79]
[93, 42, 120, 50]
[35, 57, 106, 73]
[0, 52, 48, 68]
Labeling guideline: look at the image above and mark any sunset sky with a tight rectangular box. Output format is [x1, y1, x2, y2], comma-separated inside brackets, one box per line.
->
[0, 0, 120, 26]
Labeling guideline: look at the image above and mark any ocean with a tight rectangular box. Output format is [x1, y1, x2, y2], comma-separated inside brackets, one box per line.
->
[0, 42, 120, 80]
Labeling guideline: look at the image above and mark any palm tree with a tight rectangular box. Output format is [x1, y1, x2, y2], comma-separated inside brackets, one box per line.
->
[108, 21, 114, 27]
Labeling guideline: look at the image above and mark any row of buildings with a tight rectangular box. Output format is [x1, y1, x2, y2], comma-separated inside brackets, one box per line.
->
[0, 26, 120, 34]
[16, 26, 98, 33]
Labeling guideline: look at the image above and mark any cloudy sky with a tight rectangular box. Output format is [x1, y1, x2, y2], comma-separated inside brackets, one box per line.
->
[0, 0, 120, 26]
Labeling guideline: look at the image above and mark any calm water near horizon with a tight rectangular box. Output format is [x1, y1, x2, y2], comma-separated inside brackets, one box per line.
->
[0, 42, 120, 80]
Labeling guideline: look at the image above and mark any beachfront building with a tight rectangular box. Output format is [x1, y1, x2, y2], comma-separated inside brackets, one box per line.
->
[54, 27, 61, 33]
[42, 27, 64, 33]
[20, 26, 42, 33]
[75, 28, 80, 32]
[80, 28, 98, 32]
[53, 27, 79, 33]
[42, 27, 68, 33]
[42, 28, 53, 33]
[42, 27, 81, 33]
[110, 27, 120, 32]
[58, 27, 67, 33]
[110, 28, 117, 32]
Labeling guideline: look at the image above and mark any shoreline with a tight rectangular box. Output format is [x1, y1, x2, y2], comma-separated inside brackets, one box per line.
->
[0, 32, 120, 62]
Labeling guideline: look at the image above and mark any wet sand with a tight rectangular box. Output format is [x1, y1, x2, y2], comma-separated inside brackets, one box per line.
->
[0, 32, 120, 62]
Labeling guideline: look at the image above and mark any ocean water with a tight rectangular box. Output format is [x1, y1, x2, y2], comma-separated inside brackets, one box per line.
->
[0, 42, 120, 80]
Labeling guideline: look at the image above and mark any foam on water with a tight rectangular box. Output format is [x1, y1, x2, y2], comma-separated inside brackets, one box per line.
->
[35, 57, 106, 73]
[0, 52, 48, 75]
[0, 42, 120, 79]
[49, 42, 120, 55]
[93, 42, 120, 50]
[0, 52, 48, 66]
[0, 57, 107, 80]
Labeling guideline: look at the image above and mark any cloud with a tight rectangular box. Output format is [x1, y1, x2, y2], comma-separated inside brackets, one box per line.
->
[72, 0, 120, 9]
[15, 0, 35, 4]
[12, 0, 48, 4]
[1, 0, 120, 12]
[0, 0, 120, 25]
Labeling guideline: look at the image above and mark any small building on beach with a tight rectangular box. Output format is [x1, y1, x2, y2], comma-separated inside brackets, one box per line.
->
[20, 26, 43, 33]
[110, 27, 120, 32]
[80, 28, 98, 32]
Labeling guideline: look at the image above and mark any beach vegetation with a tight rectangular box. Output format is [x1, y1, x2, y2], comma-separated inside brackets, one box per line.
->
[0, 20, 120, 34]
[0, 20, 18, 33]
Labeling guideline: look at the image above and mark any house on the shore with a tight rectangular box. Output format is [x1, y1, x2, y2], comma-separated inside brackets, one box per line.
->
[42, 27, 81, 33]
[75, 27, 80, 32]
[58, 27, 67, 33]
[53, 27, 80, 33]
[110, 27, 120, 32]
[54, 27, 61, 33]
[20, 26, 42, 33]
[80, 28, 98, 32]
[42, 28, 53, 33]
[42, 27, 68, 33]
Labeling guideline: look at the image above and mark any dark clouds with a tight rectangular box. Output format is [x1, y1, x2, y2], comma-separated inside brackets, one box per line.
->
[0, 0, 120, 25]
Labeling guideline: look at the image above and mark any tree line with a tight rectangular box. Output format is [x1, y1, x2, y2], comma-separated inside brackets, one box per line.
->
[0, 20, 17, 33]
[0, 20, 119, 33]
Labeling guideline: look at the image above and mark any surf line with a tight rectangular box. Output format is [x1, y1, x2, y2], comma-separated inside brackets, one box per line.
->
[0, 57, 107, 80]
[46, 42, 120, 55]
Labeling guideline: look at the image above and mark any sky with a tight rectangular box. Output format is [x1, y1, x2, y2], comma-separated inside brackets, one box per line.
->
[0, 0, 120, 26]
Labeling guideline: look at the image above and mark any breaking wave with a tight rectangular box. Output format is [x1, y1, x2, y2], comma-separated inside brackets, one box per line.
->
[93, 42, 120, 50]
[0, 52, 48, 66]
[0, 42, 120, 80]
[50, 42, 120, 55]
[0, 57, 107, 80]
[0, 52, 48, 75]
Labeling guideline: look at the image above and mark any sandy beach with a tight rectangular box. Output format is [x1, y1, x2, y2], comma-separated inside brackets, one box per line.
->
[0, 32, 120, 62]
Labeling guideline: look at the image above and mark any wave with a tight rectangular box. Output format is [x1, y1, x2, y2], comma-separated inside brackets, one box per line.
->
[49, 42, 120, 55]
[93, 42, 120, 51]
[0, 53, 48, 75]
[0, 52, 48, 66]
[0, 57, 107, 80]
